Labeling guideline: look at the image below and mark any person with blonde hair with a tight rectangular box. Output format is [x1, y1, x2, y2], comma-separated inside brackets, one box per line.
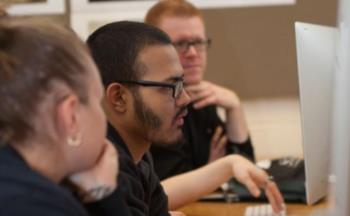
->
[0, 20, 121, 215]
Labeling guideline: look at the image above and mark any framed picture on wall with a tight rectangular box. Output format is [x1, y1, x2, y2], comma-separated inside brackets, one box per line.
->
[7, 0, 65, 16]
[70, 0, 296, 40]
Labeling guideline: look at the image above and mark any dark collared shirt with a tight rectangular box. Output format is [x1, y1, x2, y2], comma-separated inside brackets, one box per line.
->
[90, 124, 169, 216]
[151, 105, 255, 180]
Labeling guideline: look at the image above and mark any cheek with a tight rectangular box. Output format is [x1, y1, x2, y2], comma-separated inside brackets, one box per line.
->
[163, 103, 177, 123]
[201, 53, 207, 67]
[97, 106, 107, 132]
[179, 54, 186, 62]
[94, 106, 107, 144]
[85, 105, 106, 153]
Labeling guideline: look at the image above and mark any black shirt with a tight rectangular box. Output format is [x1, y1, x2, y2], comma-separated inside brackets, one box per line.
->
[85, 187, 131, 216]
[151, 105, 255, 180]
[90, 124, 170, 216]
[0, 145, 88, 216]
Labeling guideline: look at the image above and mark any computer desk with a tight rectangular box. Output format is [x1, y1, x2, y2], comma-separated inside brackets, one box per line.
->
[179, 199, 328, 216]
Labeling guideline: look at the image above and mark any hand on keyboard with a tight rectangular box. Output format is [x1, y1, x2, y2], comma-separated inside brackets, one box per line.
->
[244, 204, 287, 216]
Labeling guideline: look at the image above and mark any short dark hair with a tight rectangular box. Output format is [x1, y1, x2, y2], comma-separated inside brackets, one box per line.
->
[0, 20, 90, 143]
[87, 21, 172, 88]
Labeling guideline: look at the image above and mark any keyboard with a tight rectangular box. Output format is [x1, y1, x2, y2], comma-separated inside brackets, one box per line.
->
[244, 204, 287, 216]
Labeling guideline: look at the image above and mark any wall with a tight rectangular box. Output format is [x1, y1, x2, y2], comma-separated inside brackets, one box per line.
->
[203, 0, 337, 99]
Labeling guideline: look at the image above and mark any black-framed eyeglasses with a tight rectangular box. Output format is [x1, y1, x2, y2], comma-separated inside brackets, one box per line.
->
[117, 78, 184, 99]
[173, 39, 211, 54]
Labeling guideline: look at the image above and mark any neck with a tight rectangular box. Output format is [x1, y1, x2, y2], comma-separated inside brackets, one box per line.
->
[110, 121, 150, 164]
[12, 141, 66, 183]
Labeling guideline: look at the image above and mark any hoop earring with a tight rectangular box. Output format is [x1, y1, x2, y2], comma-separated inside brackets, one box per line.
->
[67, 132, 82, 147]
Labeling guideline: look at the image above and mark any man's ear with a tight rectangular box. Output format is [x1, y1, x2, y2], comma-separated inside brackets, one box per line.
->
[56, 94, 80, 140]
[105, 83, 127, 113]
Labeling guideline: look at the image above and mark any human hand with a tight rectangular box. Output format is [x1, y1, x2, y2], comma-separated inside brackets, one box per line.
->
[69, 139, 118, 203]
[169, 211, 186, 216]
[185, 80, 241, 110]
[229, 155, 285, 214]
[208, 126, 227, 162]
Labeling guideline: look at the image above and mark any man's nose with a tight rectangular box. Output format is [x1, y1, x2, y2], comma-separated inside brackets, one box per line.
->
[184, 45, 198, 57]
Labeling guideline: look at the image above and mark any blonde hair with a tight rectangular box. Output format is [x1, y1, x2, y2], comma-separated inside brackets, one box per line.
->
[0, 19, 90, 143]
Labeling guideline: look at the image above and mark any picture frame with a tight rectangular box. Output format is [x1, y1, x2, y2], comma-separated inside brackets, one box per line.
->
[7, 0, 65, 16]
[70, 0, 296, 40]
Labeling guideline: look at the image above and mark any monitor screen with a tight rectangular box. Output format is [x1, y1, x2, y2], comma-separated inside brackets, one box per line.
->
[295, 22, 336, 205]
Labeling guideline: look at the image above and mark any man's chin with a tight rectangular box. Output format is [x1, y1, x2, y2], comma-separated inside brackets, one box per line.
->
[152, 131, 184, 147]
[184, 74, 202, 85]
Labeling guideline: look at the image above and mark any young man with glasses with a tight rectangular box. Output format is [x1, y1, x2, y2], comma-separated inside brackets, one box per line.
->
[145, 0, 255, 181]
[87, 21, 284, 215]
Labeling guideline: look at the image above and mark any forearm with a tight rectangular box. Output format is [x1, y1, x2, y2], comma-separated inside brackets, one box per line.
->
[225, 103, 249, 143]
[161, 155, 236, 210]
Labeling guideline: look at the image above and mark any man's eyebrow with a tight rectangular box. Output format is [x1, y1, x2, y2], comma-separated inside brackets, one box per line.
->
[175, 37, 205, 42]
[163, 74, 184, 82]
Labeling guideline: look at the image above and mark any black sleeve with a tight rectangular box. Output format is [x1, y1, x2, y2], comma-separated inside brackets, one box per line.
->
[94, 150, 169, 216]
[146, 153, 171, 216]
[85, 188, 132, 216]
[226, 136, 255, 162]
[149, 184, 170, 216]
[207, 106, 256, 162]
[87, 162, 147, 216]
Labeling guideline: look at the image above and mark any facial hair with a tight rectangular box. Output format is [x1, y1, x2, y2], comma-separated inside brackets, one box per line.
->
[132, 89, 161, 130]
[132, 89, 187, 146]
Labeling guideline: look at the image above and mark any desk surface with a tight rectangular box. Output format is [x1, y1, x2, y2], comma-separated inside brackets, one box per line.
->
[179, 201, 328, 216]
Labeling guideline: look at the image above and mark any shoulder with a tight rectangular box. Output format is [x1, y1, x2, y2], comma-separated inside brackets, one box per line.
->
[0, 149, 87, 216]
[0, 174, 87, 216]
[0, 195, 87, 216]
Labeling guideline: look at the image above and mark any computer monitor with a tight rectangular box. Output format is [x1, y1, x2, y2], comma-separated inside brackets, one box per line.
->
[331, 0, 350, 214]
[295, 22, 336, 205]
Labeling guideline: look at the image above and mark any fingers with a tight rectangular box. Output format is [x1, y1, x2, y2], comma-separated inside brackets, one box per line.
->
[231, 156, 285, 214]
[68, 138, 119, 203]
[98, 139, 119, 183]
[94, 139, 118, 176]
[186, 80, 240, 109]
[244, 172, 284, 213]
[186, 83, 215, 109]
[242, 176, 261, 197]
[210, 127, 224, 149]
[217, 134, 228, 151]
[265, 181, 285, 213]
[193, 95, 217, 109]
[185, 81, 217, 109]
[190, 87, 213, 103]
[209, 127, 227, 162]
[250, 169, 285, 213]
[185, 82, 207, 93]
[102, 139, 118, 167]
